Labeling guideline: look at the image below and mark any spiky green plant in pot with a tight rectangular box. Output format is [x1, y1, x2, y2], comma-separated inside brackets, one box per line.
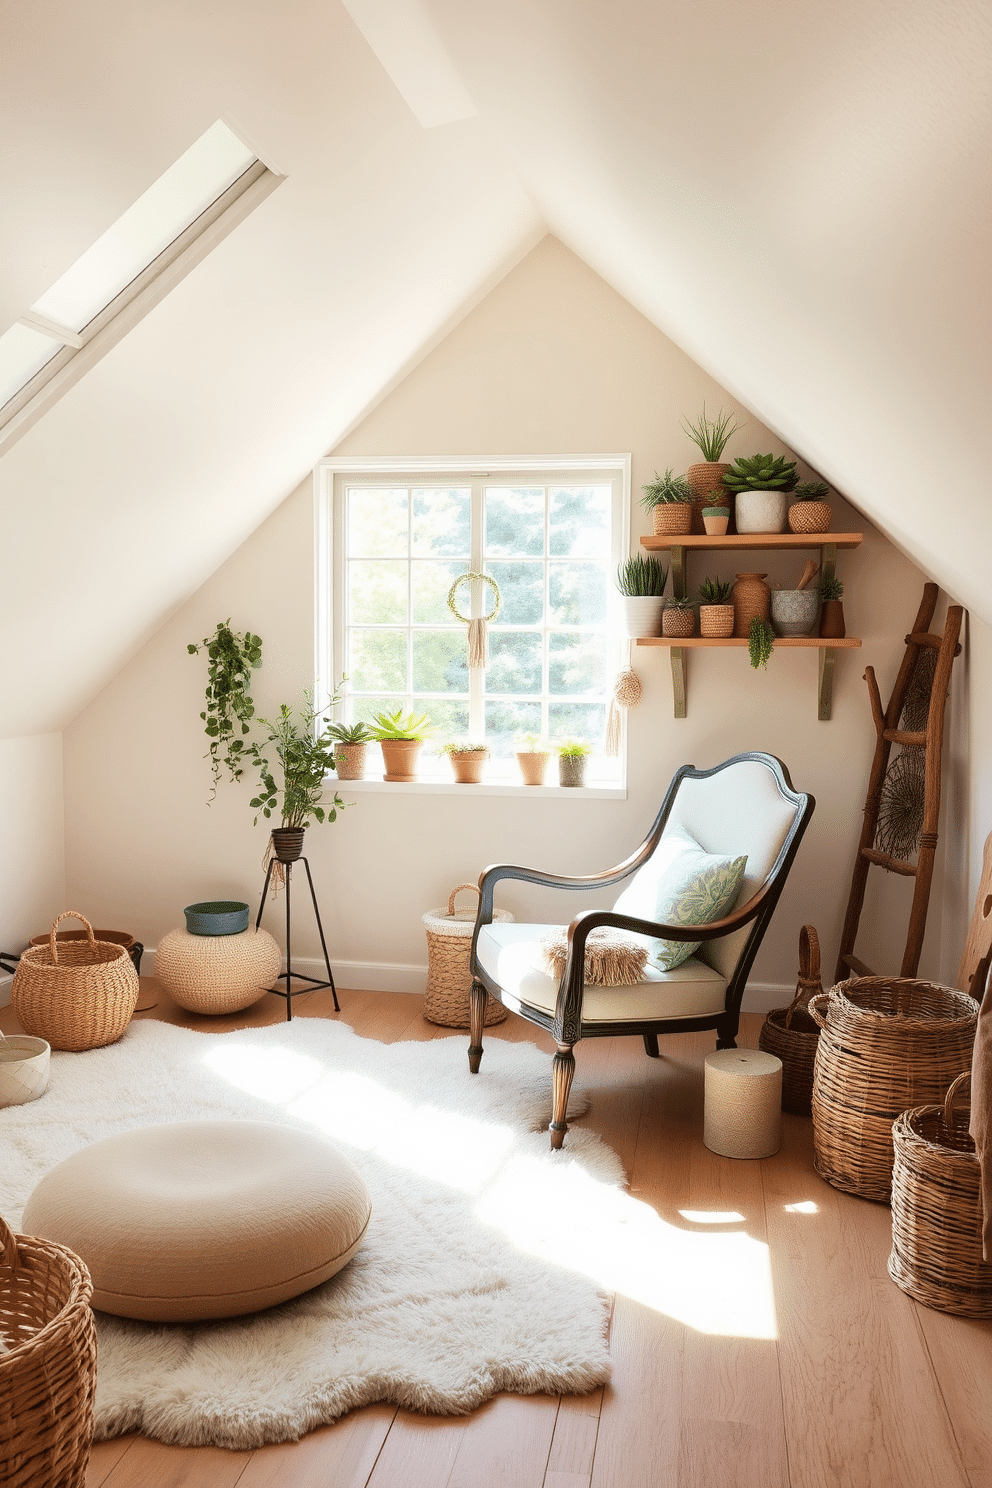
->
[722, 454, 800, 493]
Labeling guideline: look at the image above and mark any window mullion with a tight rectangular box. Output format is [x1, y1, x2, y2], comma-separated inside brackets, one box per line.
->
[469, 479, 485, 737]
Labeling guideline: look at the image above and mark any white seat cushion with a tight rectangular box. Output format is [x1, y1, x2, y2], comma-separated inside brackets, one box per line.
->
[476, 922, 728, 1024]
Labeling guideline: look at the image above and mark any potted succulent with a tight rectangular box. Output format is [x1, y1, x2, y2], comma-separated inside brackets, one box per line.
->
[370, 708, 433, 781]
[616, 554, 668, 638]
[640, 468, 692, 536]
[697, 577, 735, 638]
[819, 575, 846, 638]
[788, 480, 833, 534]
[326, 720, 373, 780]
[557, 739, 590, 788]
[247, 692, 350, 860]
[515, 732, 551, 786]
[682, 406, 745, 532]
[662, 595, 697, 638]
[722, 454, 799, 534]
[441, 739, 488, 784]
[701, 500, 731, 536]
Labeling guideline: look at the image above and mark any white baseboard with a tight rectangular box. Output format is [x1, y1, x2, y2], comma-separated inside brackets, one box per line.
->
[0, 973, 11, 1009]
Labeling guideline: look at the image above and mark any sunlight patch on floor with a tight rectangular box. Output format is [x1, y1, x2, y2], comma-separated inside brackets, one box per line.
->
[476, 1156, 778, 1339]
[784, 1200, 819, 1214]
[679, 1209, 746, 1224]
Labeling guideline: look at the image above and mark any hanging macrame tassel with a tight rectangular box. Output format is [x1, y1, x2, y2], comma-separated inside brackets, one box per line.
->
[467, 616, 489, 669]
[604, 695, 622, 757]
[605, 646, 643, 756]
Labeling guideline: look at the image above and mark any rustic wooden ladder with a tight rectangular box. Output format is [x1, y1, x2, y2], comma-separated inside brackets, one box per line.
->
[835, 582, 963, 983]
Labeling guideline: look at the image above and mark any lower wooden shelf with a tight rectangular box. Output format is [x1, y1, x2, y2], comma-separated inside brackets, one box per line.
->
[634, 636, 862, 719]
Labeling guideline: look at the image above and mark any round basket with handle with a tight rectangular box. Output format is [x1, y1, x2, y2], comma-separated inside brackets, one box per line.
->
[0, 1212, 98, 1488]
[12, 911, 139, 1052]
[422, 885, 512, 1028]
[808, 976, 978, 1203]
[758, 924, 823, 1115]
[888, 1071, 992, 1316]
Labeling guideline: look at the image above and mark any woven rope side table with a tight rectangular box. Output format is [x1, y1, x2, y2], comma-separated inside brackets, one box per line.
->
[422, 885, 512, 1028]
[155, 927, 281, 1015]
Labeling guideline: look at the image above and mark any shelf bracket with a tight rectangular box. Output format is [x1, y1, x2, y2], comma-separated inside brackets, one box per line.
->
[671, 646, 687, 718]
[670, 544, 687, 600]
[818, 647, 836, 720]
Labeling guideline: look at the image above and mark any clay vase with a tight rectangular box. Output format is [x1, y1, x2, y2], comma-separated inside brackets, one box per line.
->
[732, 573, 771, 639]
[448, 750, 487, 784]
[820, 600, 847, 639]
[379, 739, 422, 781]
[517, 751, 550, 786]
[688, 462, 732, 534]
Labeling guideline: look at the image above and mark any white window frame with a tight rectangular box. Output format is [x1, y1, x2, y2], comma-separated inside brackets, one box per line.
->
[314, 454, 631, 796]
[0, 118, 283, 456]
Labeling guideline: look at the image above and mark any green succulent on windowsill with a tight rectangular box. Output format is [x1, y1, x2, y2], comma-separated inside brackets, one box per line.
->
[639, 468, 691, 508]
[722, 454, 799, 493]
[440, 739, 488, 754]
[326, 721, 373, 744]
[748, 617, 776, 670]
[557, 738, 591, 757]
[697, 576, 733, 605]
[369, 708, 433, 742]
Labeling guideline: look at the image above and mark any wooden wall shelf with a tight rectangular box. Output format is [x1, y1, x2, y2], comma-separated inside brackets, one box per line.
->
[636, 531, 863, 719]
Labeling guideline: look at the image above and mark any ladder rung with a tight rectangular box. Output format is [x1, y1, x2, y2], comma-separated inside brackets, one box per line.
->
[841, 953, 875, 977]
[905, 630, 962, 656]
[882, 728, 927, 746]
[862, 848, 917, 876]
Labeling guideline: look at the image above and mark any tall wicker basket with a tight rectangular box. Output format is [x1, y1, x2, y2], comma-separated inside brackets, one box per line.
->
[809, 976, 978, 1203]
[888, 1072, 992, 1316]
[0, 1214, 98, 1488]
[12, 912, 139, 1052]
[422, 885, 511, 1028]
[758, 924, 823, 1115]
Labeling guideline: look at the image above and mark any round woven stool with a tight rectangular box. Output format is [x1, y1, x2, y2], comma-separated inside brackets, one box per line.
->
[704, 1048, 783, 1159]
[422, 885, 512, 1027]
[154, 926, 280, 1014]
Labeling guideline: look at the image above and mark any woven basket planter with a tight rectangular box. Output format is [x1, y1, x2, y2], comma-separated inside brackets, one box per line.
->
[788, 500, 832, 534]
[731, 573, 771, 638]
[687, 462, 731, 534]
[759, 924, 823, 1115]
[13, 912, 139, 1052]
[888, 1073, 992, 1316]
[662, 605, 696, 639]
[699, 604, 735, 639]
[0, 1214, 98, 1488]
[809, 976, 978, 1203]
[652, 503, 692, 536]
[422, 885, 511, 1027]
[333, 742, 368, 781]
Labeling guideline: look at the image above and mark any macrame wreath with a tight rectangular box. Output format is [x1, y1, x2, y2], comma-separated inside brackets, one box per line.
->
[448, 571, 502, 668]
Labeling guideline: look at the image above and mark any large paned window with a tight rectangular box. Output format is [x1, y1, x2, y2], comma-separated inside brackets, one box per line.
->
[317, 459, 629, 784]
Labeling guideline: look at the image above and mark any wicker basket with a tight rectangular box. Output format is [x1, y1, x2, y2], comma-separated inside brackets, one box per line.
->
[423, 885, 511, 1027]
[759, 924, 823, 1115]
[888, 1072, 992, 1316]
[0, 1213, 98, 1488]
[809, 976, 978, 1203]
[12, 912, 139, 1052]
[652, 503, 693, 536]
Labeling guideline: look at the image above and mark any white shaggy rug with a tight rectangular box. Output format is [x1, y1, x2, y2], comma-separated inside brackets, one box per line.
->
[0, 1017, 624, 1449]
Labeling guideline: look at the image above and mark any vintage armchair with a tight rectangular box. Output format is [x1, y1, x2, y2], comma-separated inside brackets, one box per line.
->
[468, 752, 814, 1148]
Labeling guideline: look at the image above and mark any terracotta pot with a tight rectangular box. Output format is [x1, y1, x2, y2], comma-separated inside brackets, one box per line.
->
[732, 573, 771, 638]
[379, 739, 422, 781]
[662, 606, 696, 638]
[702, 508, 730, 536]
[735, 490, 789, 534]
[271, 827, 305, 862]
[558, 754, 587, 787]
[333, 742, 367, 780]
[699, 604, 735, 638]
[448, 750, 487, 784]
[622, 595, 665, 638]
[652, 503, 693, 536]
[517, 751, 550, 786]
[820, 600, 847, 639]
[688, 462, 732, 534]
[788, 500, 833, 534]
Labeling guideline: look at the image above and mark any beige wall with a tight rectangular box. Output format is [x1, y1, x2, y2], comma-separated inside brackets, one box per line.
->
[63, 237, 955, 1005]
[0, 734, 66, 1006]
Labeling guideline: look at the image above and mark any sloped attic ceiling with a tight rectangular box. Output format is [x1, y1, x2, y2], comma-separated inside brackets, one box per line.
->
[1, 0, 988, 737]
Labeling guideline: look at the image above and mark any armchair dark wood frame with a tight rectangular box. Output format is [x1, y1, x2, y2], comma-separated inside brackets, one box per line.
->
[468, 752, 815, 1148]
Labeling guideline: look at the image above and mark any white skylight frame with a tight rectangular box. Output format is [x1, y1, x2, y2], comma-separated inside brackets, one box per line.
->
[0, 118, 282, 454]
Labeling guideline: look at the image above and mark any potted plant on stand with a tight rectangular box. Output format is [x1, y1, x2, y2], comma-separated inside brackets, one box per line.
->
[617, 554, 668, 638]
[682, 406, 744, 532]
[248, 691, 350, 861]
[722, 454, 799, 534]
[370, 709, 433, 781]
[697, 577, 735, 638]
[640, 469, 693, 536]
[326, 720, 373, 780]
[441, 740, 489, 784]
[557, 739, 590, 788]
[515, 733, 551, 786]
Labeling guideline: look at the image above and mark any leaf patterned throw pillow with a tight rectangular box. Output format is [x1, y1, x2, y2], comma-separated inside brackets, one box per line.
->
[613, 823, 747, 972]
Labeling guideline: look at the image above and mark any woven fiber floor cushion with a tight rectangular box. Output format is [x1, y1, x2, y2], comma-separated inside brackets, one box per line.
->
[21, 1120, 371, 1321]
[154, 927, 281, 1014]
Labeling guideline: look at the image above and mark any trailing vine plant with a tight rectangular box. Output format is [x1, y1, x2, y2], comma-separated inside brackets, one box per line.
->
[188, 621, 263, 798]
[748, 617, 775, 671]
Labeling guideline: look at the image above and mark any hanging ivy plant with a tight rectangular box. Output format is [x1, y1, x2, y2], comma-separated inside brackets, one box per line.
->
[188, 621, 263, 796]
[748, 617, 775, 671]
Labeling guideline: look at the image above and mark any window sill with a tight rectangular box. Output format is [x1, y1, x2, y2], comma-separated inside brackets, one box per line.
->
[327, 778, 626, 800]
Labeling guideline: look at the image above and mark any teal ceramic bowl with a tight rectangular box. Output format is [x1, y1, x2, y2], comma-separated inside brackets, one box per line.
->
[183, 901, 250, 936]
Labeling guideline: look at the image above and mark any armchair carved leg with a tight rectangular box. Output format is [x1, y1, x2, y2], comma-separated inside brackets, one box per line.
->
[642, 1033, 660, 1058]
[550, 1042, 575, 1150]
[468, 980, 487, 1073]
[715, 1013, 738, 1051]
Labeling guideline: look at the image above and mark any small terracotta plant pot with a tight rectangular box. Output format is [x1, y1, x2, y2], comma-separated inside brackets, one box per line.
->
[517, 751, 550, 786]
[333, 742, 368, 780]
[662, 605, 697, 639]
[819, 600, 846, 639]
[448, 749, 488, 784]
[699, 604, 735, 638]
[652, 503, 693, 536]
[379, 739, 422, 781]
[558, 753, 587, 787]
[702, 507, 730, 536]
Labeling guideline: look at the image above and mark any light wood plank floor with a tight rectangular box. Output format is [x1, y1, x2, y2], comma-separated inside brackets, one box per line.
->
[4, 982, 991, 1488]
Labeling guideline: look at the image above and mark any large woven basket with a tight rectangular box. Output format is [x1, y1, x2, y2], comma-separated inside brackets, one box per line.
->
[13, 912, 139, 1052]
[759, 924, 823, 1115]
[809, 976, 978, 1203]
[888, 1072, 992, 1316]
[423, 885, 511, 1028]
[0, 1213, 98, 1488]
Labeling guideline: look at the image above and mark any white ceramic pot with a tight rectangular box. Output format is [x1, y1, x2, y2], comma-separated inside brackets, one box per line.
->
[735, 490, 789, 534]
[622, 595, 665, 638]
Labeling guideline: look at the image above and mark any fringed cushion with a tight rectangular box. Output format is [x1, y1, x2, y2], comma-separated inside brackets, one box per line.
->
[540, 927, 649, 986]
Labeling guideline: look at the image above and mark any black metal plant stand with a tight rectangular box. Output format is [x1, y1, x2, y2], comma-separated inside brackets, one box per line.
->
[255, 844, 339, 1020]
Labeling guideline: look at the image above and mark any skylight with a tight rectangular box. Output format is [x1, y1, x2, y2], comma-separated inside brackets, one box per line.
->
[1, 118, 278, 448]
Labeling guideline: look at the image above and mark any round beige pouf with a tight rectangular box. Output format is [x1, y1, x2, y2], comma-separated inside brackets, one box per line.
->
[704, 1048, 783, 1159]
[21, 1120, 372, 1321]
[154, 926, 280, 1014]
